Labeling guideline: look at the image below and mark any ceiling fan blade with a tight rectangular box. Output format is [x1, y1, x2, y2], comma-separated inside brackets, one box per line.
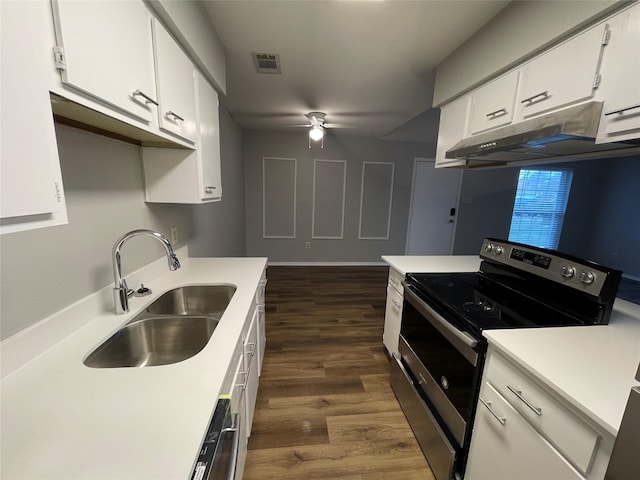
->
[281, 124, 313, 128]
[324, 123, 357, 129]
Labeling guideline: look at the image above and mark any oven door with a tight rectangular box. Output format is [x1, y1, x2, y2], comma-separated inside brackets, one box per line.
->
[395, 285, 482, 478]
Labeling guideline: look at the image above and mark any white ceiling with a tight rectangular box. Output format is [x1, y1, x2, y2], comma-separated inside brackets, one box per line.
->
[203, 0, 509, 141]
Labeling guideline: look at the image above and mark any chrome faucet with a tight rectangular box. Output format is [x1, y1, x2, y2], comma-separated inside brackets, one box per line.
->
[112, 229, 181, 314]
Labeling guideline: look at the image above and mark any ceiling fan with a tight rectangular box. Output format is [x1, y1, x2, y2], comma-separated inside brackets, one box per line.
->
[287, 112, 356, 147]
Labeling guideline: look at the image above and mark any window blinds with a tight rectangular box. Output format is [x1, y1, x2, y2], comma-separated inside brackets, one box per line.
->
[508, 168, 574, 249]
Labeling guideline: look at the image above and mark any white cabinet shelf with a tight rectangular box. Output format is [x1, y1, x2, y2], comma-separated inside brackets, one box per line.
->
[1, 1, 68, 234]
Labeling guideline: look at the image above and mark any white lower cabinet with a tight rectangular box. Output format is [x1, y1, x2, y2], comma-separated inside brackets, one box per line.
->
[383, 268, 404, 356]
[244, 309, 260, 437]
[465, 347, 614, 480]
[227, 354, 247, 480]
[466, 382, 585, 480]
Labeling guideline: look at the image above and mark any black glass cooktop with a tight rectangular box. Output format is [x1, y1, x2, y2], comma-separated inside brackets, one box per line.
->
[406, 272, 590, 338]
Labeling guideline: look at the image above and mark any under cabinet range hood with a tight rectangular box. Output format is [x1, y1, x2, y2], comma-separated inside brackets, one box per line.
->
[445, 101, 640, 167]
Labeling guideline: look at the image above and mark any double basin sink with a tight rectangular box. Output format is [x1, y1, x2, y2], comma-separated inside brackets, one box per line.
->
[84, 285, 236, 368]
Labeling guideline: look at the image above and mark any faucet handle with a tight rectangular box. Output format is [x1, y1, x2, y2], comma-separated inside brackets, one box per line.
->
[134, 284, 152, 297]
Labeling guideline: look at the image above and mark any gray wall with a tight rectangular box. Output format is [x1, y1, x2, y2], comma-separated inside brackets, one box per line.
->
[190, 105, 246, 257]
[243, 130, 437, 263]
[434, 0, 621, 105]
[452, 156, 640, 278]
[0, 106, 246, 340]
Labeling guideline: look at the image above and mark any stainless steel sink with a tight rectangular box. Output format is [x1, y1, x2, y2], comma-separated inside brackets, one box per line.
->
[84, 285, 236, 368]
[146, 285, 236, 318]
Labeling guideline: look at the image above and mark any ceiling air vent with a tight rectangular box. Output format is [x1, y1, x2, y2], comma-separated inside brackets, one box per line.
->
[252, 52, 281, 74]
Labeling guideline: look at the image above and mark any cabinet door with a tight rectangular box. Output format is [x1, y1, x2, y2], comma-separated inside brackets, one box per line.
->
[383, 285, 403, 356]
[196, 72, 222, 200]
[516, 24, 606, 119]
[468, 70, 519, 135]
[244, 311, 260, 436]
[1, 1, 67, 232]
[52, 0, 157, 123]
[435, 95, 470, 167]
[152, 19, 197, 143]
[465, 383, 585, 480]
[597, 4, 640, 142]
[228, 354, 248, 480]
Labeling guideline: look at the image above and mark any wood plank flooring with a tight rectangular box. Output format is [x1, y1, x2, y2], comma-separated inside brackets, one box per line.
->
[243, 266, 435, 480]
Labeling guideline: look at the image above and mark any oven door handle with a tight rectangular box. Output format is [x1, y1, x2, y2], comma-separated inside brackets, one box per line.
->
[403, 285, 479, 362]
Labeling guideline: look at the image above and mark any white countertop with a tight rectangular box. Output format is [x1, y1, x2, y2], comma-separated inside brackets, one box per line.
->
[1, 256, 267, 480]
[381, 254, 640, 437]
[484, 299, 640, 436]
[382, 255, 481, 275]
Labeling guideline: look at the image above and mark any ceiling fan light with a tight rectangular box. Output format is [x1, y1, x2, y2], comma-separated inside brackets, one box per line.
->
[309, 125, 324, 141]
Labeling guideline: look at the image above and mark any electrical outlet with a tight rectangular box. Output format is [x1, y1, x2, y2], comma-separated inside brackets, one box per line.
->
[305, 241, 311, 249]
[170, 226, 178, 245]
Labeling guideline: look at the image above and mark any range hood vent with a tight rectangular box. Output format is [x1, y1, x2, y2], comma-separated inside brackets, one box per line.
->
[446, 101, 640, 167]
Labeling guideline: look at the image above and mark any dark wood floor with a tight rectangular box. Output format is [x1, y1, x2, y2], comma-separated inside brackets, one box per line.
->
[243, 266, 434, 480]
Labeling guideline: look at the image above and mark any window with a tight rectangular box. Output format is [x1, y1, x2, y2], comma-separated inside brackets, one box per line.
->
[508, 168, 573, 249]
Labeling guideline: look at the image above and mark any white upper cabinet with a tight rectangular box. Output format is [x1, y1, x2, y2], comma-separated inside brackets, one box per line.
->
[468, 70, 519, 135]
[142, 71, 222, 203]
[51, 0, 157, 123]
[435, 95, 470, 168]
[597, 3, 640, 143]
[515, 23, 607, 119]
[1, 1, 67, 234]
[152, 19, 197, 143]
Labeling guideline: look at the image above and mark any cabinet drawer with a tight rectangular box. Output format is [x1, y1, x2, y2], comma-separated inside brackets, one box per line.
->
[485, 350, 600, 474]
[388, 268, 404, 295]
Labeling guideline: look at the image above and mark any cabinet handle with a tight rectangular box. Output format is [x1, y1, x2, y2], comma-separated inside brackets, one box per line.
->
[521, 90, 549, 105]
[236, 371, 248, 390]
[132, 89, 158, 106]
[247, 342, 256, 357]
[205, 186, 217, 193]
[391, 299, 402, 309]
[165, 110, 185, 122]
[486, 108, 507, 119]
[507, 385, 542, 415]
[604, 104, 640, 116]
[389, 277, 400, 286]
[480, 397, 507, 425]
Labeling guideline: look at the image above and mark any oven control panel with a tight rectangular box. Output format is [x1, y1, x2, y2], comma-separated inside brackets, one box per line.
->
[480, 239, 610, 296]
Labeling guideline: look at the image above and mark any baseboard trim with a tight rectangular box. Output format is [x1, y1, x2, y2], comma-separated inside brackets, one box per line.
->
[267, 261, 387, 267]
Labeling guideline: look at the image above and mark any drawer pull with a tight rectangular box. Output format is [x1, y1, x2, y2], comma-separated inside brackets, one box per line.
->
[604, 104, 640, 116]
[521, 90, 549, 105]
[391, 299, 402, 309]
[389, 277, 400, 286]
[486, 108, 507, 119]
[132, 89, 158, 106]
[480, 397, 506, 425]
[165, 110, 185, 122]
[507, 385, 542, 416]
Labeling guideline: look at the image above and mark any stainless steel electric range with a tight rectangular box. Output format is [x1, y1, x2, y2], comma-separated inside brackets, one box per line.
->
[390, 238, 622, 480]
